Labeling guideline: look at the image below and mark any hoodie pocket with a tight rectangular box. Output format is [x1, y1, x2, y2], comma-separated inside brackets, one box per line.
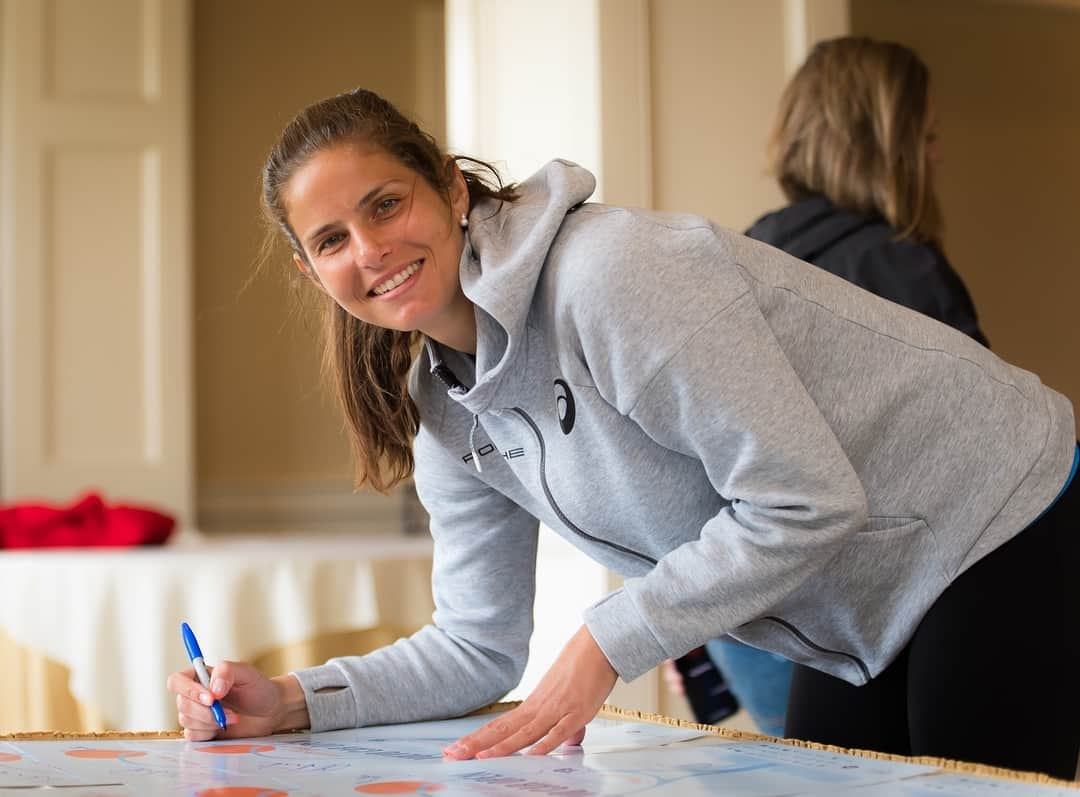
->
[735, 515, 949, 685]
[822, 515, 949, 604]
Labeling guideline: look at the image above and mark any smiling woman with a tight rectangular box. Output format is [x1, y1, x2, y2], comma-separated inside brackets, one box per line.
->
[258, 89, 518, 492]
[166, 87, 1080, 780]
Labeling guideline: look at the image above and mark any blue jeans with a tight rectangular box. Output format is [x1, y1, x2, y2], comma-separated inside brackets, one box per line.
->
[705, 637, 792, 737]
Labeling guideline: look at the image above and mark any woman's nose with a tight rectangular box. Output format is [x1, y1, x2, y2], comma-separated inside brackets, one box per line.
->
[351, 227, 390, 264]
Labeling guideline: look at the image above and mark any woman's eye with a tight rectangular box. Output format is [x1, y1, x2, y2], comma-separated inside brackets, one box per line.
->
[317, 232, 345, 253]
[375, 197, 400, 216]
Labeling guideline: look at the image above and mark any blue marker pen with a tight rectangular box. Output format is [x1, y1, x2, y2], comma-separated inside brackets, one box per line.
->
[180, 622, 227, 731]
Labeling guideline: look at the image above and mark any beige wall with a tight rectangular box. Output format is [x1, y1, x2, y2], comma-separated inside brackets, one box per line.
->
[852, 0, 1080, 428]
[649, 0, 787, 229]
[194, 0, 444, 504]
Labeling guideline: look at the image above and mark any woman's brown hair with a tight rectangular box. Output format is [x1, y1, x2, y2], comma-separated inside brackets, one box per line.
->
[768, 36, 942, 243]
[261, 88, 517, 492]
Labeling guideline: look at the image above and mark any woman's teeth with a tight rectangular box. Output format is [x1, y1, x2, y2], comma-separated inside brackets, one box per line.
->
[372, 260, 421, 295]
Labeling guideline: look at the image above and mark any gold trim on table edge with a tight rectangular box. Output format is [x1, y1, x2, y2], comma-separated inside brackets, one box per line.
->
[591, 702, 1079, 789]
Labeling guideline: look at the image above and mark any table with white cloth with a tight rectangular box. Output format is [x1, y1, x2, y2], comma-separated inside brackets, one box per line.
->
[0, 530, 433, 733]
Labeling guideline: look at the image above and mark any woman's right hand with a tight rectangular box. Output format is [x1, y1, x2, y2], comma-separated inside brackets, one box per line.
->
[166, 661, 310, 741]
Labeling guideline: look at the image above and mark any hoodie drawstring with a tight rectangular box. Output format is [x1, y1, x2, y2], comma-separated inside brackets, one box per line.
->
[468, 414, 483, 473]
[426, 338, 483, 472]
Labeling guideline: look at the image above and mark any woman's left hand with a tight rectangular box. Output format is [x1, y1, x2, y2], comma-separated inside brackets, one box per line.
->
[443, 624, 618, 759]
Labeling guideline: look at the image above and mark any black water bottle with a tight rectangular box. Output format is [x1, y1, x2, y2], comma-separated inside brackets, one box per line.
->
[674, 646, 739, 725]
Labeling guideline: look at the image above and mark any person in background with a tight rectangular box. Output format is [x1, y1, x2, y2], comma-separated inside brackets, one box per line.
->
[672, 34, 995, 741]
[167, 87, 1079, 779]
[748, 36, 986, 345]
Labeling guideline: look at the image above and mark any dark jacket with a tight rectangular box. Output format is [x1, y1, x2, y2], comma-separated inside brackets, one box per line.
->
[746, 194, 988, 347]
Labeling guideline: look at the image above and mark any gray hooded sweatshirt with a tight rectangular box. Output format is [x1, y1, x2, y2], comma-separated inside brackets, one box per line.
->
[292, 160, 1076, 732]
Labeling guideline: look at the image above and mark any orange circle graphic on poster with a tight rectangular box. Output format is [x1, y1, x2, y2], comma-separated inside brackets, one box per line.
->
[355, 783, 445, 795]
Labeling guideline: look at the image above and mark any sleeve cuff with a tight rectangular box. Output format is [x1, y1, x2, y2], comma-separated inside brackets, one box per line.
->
[290, 662, 360, 732]
[583, 587, 669, 682]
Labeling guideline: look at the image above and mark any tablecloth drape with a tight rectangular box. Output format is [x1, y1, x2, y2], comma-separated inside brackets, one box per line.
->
[0, 530, 433, 732]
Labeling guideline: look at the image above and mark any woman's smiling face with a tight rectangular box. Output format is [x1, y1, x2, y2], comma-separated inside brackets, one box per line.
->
[285, 142, 475, 351]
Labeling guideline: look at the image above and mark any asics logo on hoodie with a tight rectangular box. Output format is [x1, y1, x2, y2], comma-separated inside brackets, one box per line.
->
[554, 379, 575, 434]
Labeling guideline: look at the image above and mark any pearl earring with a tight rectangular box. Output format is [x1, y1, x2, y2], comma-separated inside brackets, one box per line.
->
[459, 214, 469, 229]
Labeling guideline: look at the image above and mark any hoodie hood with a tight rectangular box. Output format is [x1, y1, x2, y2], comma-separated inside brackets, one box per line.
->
[439, 159, 596, 413]
[746, 194, 878, 263]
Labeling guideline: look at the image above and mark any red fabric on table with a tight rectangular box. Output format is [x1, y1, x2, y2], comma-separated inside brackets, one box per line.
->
[0, 493, 175, 549]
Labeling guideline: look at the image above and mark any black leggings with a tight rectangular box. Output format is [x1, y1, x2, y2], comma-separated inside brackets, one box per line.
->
[785, 461, 1080, 780]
